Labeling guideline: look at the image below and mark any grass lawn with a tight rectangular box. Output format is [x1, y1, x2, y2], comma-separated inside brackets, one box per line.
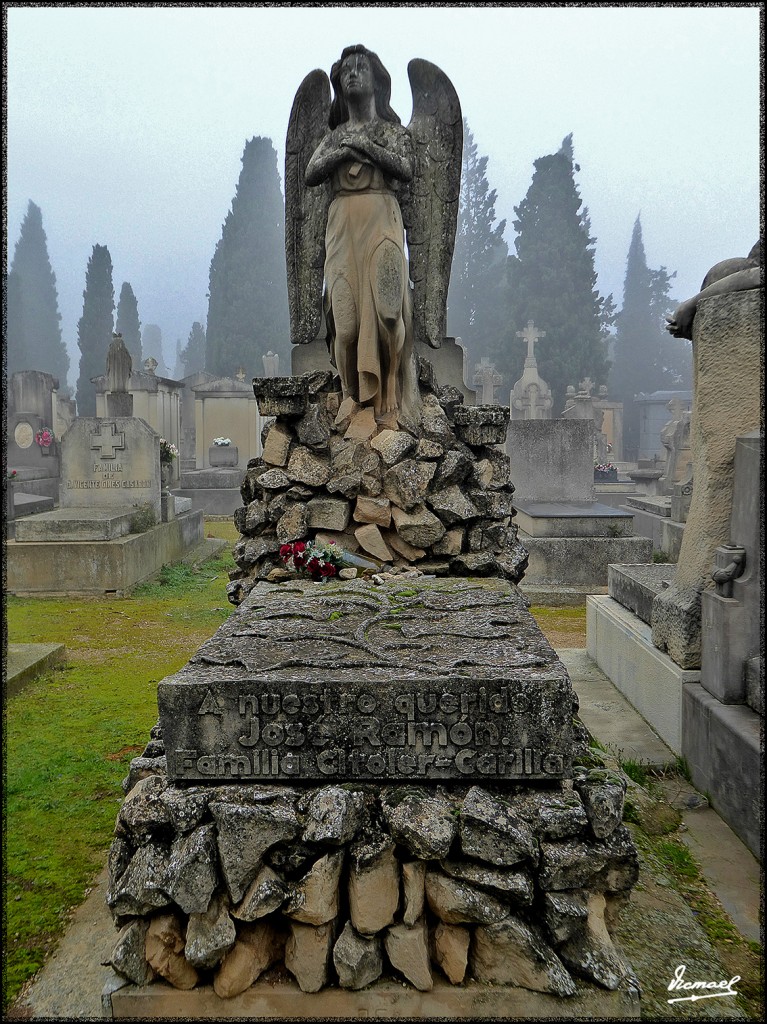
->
[3, 526, 584, 1010]
[3, 523, 237, 1011]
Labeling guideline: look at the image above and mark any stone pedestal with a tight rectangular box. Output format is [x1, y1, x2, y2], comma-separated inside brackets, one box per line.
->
[209, 444, 239, 468]
[652, 290, 760, 669]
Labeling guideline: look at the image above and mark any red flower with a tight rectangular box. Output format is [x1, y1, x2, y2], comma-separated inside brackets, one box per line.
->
[294, 551, 306, 568]
[320, 563, 337, 577]
[279, 544, 293, 559]
[293, 541, 307, 554]
[306, 557, 320, 573]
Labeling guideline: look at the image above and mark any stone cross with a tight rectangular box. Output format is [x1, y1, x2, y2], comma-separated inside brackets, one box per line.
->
[90, 421, 126, 459]
[143, 357, 158, 375]
[472, 357, 503, 406]
[236, 367, 247, 382]
[516, 320, 546, 364]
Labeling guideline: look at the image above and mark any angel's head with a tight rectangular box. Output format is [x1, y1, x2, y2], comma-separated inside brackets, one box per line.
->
[329, 45, 400, 128]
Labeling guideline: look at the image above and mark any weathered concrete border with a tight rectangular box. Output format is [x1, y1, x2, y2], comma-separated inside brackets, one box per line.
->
[108, 974, 640, 1019]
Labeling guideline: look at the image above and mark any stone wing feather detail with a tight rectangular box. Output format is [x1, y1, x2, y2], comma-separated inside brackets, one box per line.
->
[285, 70, 332, 345]
[401, 59, 463, 349]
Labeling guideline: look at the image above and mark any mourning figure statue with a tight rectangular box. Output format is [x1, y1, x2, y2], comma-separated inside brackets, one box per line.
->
[665, 238, 761, 340]
[285, 45, 462, 423]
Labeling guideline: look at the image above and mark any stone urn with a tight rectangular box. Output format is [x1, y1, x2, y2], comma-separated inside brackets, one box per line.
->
[209, 444, 239, 468]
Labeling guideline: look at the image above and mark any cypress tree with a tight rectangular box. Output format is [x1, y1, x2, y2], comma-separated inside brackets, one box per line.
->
[180, 321, 207, 376]
[447, 119, 509, 367]
[205, 136, 289, 378]
[142, 324, 170, 376]
[115, 282, 142, 366]
[8, 200, 69, 384]
[493, 135, 614, 413]
[5, 269, 27, 381]
[76, 244, 114, 415]
[610, 215, 691, 456]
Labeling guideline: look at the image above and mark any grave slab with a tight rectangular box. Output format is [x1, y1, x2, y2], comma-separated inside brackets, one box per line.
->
[514, 502, 634, 539]
[160, 578, 575, 784]
[607, 564, 677, 626]
[15, 507, 137, 542]
[586, 595, 700, 754]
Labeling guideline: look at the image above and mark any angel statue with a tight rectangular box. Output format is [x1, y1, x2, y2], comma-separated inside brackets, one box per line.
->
[285, 44, 462, 423]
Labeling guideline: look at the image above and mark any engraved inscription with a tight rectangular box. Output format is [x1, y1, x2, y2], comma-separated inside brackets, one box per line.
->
[160, 678, 572, 783]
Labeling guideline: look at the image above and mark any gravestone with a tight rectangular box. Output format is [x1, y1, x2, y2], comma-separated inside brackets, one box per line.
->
[507, 420, 650, 602]
[21, 416, 161, 538]
[101, 44, 640, 1015]
[510, 321, 552, 421]
[587, 259, 762, 856]
[472, 357, 502, 406]
[105, 334, 134, 417]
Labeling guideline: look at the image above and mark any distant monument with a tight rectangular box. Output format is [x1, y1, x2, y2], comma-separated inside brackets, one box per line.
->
[472, 357, 503, 405]
[105, 334, 134, 417]
[510, 321, 552, 420]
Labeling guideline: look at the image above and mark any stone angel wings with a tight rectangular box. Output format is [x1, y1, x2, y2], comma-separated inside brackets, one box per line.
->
[285, 54, 462, 354]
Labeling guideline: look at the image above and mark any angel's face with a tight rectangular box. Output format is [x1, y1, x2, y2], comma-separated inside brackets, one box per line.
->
[339, 52, 374, 102]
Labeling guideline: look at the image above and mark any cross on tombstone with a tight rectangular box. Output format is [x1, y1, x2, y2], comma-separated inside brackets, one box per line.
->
[235, 367, 246, 382]
[90, 422, 126, 459]
[579, 377, 594, 396]
[516, 320, 546, 363]
[472, 357, 503, 405]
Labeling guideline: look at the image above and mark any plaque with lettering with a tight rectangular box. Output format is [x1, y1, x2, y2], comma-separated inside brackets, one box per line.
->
[159, 579, 576, 784]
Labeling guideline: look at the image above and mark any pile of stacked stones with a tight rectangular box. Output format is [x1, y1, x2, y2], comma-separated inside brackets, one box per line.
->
[107, 747, 638, 997]
[227, 366, 528, 603]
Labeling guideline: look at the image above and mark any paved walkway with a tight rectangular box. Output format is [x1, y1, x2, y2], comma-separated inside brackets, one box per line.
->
[8, 649, 761, 1020]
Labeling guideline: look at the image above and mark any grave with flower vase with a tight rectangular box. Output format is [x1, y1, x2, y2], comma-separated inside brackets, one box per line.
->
[5, 413, 204, 596]
[102, 365, 642, 1019]
[5, 369, 66, 530]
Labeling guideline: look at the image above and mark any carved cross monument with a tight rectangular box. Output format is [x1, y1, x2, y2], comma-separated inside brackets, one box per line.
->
[89, 422, 126, 460]
[516, 320, 546, 365]
[473, 357, 503, 406]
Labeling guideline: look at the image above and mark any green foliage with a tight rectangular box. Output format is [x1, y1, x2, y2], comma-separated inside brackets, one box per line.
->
[492, 135, 614, 414]
[8, 201, 69, 385]
[674, 755, 693, 782]
[652, 549, 672, 563]
[76, 244, 114, 415]
[180, 320, 207, 376]
[447, 119, 509, 367]
[206, 137, 290, 378]
[142, 323, 170, 376]
[609, 215, 692, 456]
[4, 551, 235, 1011]
[115, 281, 142, 365]
[619, 757, 651, 787]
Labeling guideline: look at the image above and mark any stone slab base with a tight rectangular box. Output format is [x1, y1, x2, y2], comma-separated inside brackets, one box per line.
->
[15, 506, 137, 542]
[608, 563, 677, 626]
[514, 502, 633, 539]
[625, 495, 671, 517]
[5, 511, 204, 596]
[519, 584, 607, 607]
[620, 506, 683, 562]
[519, 536, 652, 591]
[682, 684, 761, 859]
[108, 975, 640, 1020]
[5, 642, 66, 699]
[12, 491, 56, 518]
[173, 487, 242, 515]
[586, 595, 700, 753]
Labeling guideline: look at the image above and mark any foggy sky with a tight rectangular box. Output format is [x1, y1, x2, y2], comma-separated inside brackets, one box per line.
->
[5, 4, 761, 387]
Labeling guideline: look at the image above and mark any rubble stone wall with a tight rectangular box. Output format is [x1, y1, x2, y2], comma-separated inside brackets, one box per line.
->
[107, 753, 638, 998]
